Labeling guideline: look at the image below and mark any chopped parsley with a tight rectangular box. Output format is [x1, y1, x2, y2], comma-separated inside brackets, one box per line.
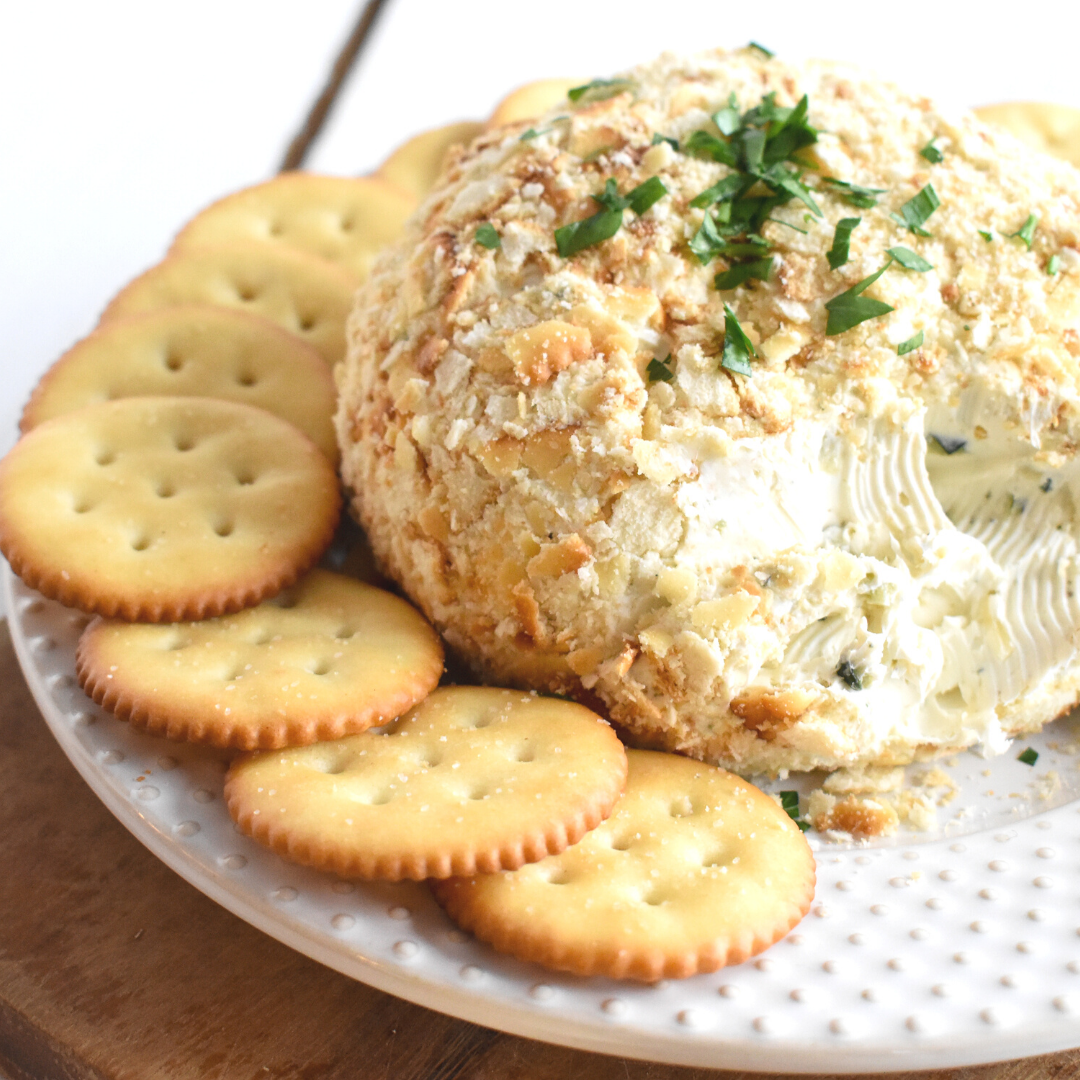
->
[1011, 213, 1038, 249]
[567, 78, 634, 104]
[712, 93, 741, 136]
[1017, 747, 1039, 766]
[929, 434, 966, 454]
[685, 129, 738, 168]
[690, 173, 751, 210]
[554, 177, 668, 258]
[720, 304, 757, 376]
[919, 139, 944, 164]
[979, 229, 994, 243]
[474, 223, 500, 249]
[822, 177, 887, 209]
[779, 791, 810, 831]
[897, 330, 924, 355]
[837, 660, 863, 690]
[714, 255, 774, 291]
[647, 354, 675, 383]
[892, 184, 941, 237]
[1041, 477, 1054, 493]
[824, 261, 895, 336]
[651, 132, 679, 151]
[1048, 254, 1061, 275]
[519, 128, 541, 142]
[827, 217, 861, 270]
[748, 41, 775, 58]
[887, 246, 933, 272]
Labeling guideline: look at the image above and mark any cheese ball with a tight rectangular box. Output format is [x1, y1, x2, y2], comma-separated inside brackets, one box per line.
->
[336, 48, 1080, 775]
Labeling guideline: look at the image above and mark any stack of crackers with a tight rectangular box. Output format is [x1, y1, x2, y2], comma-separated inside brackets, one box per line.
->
[0, 83, 821, 983]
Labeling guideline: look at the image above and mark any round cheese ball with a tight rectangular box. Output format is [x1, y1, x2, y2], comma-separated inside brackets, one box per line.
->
[337, 48, 1080, 774]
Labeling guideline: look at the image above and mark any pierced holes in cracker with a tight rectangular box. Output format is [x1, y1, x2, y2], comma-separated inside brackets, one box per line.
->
[467, 786, 490, 801]
[174, 434, 196, 453]
[537, 866, 572, 885]
[417, 750, 443, 768]
[71, 495, 95, 515]
[272, 591, 299, 610]
[669, 795, 696, 818]
[213, 519, 235, 539]
[333, 626, 356, 641]
[163, 349, 183, 372]
[640, 888, 666, 907]
[236, 284, 259, 303]
[130, 534, 152, 552]
[163, 635, 191, 651]
[267, 221, 284, 237]
[701, 850, 730, 870]
[235, 371, 257, 388]
[235, 468, 256, 486]
[513, 744, 536, 763]
[248, 630, 273, 646]
[369, 789, 394, 805]
[307, 659, 333, 676]
[339, 217, 355, 233]
[94, 448, 116, 466]
[155, 480, 176, 499]
[297, 314, 317, 332]
[610, 834, 634, 852]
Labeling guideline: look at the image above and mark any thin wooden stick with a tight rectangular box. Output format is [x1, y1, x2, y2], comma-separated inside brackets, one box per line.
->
[279, 0, 392, 172]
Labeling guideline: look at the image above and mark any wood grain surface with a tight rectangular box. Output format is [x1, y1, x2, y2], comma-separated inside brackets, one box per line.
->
[1, 619, 1078, 1080]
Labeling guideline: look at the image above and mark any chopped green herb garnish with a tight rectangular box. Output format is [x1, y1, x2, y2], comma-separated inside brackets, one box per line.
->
[1018, 747, 1039, 766]
[827, 217, 861, 270]
[979, 229, 994, 242]
[685, 129, 738, 168]
[1048, 254, 1061, 275]
[919, 139, 944, 164]
[929, 434, 966, 454]
[626, 176, 668, 215]
[822, 177, 888, 209]
[895, 184, 941, 235]
[720, 304, 757, 376]
[897, 330, 924, 355]
[651, 132, 679, 151]
[763, 162, 822, 216]
[766, 217, 808, 234]
[554, 177, 667, 257]
[714, 255, 774, 291]
[647, 354, 675, 383]
[1011, 213, 1038, 249]
[567, 78, 634, 104]
[712, 93, 741, 136]
[748, 41, 775, 58]
[1041, 477, 1053, 493]
[474, 223, 500, 249]
[690, 173, 752, 210]
[887, 246, 934, 272]
[778, 790, 809, 830]
[824, 262, 895, 335]
[837, 660, 863, 690]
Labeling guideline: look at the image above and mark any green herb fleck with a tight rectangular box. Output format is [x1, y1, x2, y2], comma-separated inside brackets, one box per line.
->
[647, 354, 675, 383]
[712, 93, 741, 136]
[1048, 254, 1061, 275]
[690, 173, 751, 210]
[651, 132, 679, 151]
[554, 177, 667, 257]
[685, 129, 738, 168]
[778, 791, 810, 831]
[824, 262, 895, 336]
[837, 660, 863, 690]
[897, 330, 924, 355]
[919, 139, 944, 164]
[474, 223, 500, 249]
[519, 128, 542, 141]
[822, 177, 887, 209]
[827, 217, 861, 270]
[1011, 213, 1038, 249]
[766, 217, 808, 234]
[979, 229, 994, 243]
[714, 255, 774, 291]
[1041, 477, 1053, 493]
[720, 305, 757, 376]
[895, 184, 941, 236]
[929, 434, 966, 454]
[1018, 747, 1039, 766]
[748, 41, 775, 58]
[567, 78, 633, 104]
[887, 246, 934, 272]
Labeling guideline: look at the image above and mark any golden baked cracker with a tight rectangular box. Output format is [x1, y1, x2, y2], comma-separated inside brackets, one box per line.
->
[21, 306, 339, 463]
[76, 569, 443, 749]
[975, 102, 1080, 167]
[432, 750, 815, 982]
[486, 78, 581, 128]
[171, 174, 416, 282]
[99, 243, 357, 367]
[0, 397, 340, 621]
[224, 686, 628, 880]
[377, 122, 484, 199]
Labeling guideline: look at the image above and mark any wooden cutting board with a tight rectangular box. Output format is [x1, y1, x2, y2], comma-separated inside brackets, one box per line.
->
[1, 619, 1077, 1080]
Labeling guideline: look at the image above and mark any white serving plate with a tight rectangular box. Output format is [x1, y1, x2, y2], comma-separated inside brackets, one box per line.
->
[6, 560, 1080, 1073]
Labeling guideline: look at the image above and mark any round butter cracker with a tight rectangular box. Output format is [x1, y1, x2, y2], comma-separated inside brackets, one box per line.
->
[432, 750, 816, 982]
[975, 102, 1080, 167]
[22, 305, 338, 463]
[77, 569, 443, 748]
[378, 122, 484, 199]
[99, 242, 357, 367]
[225, 686, 628, 880]
[0, 396, 340, 621]
[486, 78, 582, 128]
[171, 174, 415, 282]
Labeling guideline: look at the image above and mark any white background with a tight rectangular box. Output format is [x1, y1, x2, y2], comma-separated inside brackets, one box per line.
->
[2, 0, 1078, 456]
